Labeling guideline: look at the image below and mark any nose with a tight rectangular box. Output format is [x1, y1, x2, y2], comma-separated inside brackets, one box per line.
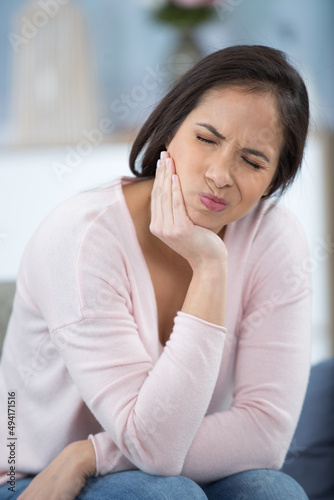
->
[205, 151, 234, 189]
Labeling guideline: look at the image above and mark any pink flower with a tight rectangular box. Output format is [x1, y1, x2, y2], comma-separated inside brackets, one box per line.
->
[172, 0, 215, 7]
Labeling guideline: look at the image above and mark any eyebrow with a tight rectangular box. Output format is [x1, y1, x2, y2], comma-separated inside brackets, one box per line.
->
[242, 148, 270, 163]
[196, 122, 270, 163]
[196, 122, 225, 140]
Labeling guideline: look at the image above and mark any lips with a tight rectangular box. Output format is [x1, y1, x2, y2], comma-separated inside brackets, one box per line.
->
[199, 193, 228, 213]
[201, 193, 226, 204]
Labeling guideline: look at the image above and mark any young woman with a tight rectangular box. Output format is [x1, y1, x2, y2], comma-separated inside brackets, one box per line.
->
[0, 45, 311, 499]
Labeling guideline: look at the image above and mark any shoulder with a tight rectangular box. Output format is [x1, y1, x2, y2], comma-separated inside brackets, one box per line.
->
[23, 177, 132, 258]
[18, 177, 134, 296]
[16, 177, 139, 329]
[255, 199, 309, 262]
[38, 179, 124, 237]
[226, 199, 311, 297]
[228, 198, 308, 258]
[258, 199, 306, 241]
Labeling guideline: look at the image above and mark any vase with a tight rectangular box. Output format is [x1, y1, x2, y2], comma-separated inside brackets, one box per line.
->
[168, 27, 203, 82]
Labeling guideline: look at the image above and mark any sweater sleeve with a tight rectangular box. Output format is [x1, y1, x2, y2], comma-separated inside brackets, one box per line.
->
[52, 313, 225, 477]
[180, 300, 311, 481]
[46, 220, 226, 477]
[179, 207, 312, 482]
[85, 205, 312, 482]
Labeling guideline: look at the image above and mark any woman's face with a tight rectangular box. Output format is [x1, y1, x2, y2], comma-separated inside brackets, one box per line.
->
[166, 86, 283, 235]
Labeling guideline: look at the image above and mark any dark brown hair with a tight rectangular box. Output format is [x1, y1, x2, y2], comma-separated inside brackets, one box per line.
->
[129, 44, 309, 198]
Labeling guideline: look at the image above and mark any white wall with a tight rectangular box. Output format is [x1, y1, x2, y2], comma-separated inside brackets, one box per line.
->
[0, 136, 331, 363]
[0, 143, 131, 281]
[280, 133, 332, 363]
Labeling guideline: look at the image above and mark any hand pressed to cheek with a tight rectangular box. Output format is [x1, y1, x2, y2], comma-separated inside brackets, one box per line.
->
[150, 152, 176, 235]
[150, 153, 228, 269]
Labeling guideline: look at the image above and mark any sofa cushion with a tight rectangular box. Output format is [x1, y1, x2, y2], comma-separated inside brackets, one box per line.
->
[282, 357, 334, 500]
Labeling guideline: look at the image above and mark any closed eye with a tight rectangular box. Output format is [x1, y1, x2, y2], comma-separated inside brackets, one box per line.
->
[196, 135, 216, 145]
[242, 156, 261, 170]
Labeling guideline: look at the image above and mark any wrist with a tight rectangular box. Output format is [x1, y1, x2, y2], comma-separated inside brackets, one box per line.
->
[66, 440, 96, 477]
[182, 262, 227, 327]
[188, 242, 228, 274]
[190, 259, 227, 278]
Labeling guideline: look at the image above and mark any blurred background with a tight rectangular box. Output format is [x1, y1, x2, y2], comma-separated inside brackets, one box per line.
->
[0, 0, 333, 362]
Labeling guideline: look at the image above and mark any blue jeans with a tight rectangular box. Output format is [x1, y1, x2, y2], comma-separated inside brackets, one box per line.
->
[0, 469, 308, 499]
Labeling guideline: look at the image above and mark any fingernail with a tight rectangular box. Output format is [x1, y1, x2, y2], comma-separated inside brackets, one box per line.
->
[166, 158, 172, 168]
[160, 151, 167, 160]
[157, 159, 161, 169]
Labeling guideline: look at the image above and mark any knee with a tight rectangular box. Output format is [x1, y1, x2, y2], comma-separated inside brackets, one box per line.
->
[203, 469, 308, 500]
[233, 469, 308, 500]
[149, 475, 207, 500]
[79, 472, 207, 500]
[260, 470, 307, 498]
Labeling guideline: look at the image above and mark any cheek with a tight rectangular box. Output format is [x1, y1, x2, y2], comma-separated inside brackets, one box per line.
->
[167, 142, 181, 166]
[168, 145, 193, 175]
[238, 173, 272, 200]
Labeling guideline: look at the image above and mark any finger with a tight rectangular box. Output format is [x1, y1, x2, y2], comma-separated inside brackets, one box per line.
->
[150, 158, 163, 228]
[150, 153, 168, 232]
[161, 157, 175, 227]
[171, 173, 189, 226]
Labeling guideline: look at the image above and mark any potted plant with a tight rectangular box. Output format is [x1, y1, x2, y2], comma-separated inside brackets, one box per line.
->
[151, 1, 217, 80]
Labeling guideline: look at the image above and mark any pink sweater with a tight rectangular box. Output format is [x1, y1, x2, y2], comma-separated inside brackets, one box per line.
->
[0, 176, 311, 485]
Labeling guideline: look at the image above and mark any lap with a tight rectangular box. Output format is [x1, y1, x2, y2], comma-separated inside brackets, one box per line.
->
[0, 469, 307, 500]
[0, 477, 34, 499]
[77, 470, 206, 500]
[0, 473, 205, 500]
[73, 469, 309, 500]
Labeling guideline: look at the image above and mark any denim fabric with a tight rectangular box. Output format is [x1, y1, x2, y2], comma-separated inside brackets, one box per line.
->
[0, 468, 307, 499]
[77, 471, 206, 499]
[200, 469, 308, 499]
[0, 477, 34, 499]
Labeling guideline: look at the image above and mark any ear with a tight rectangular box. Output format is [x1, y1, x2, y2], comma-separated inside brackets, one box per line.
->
[260, 177, 273, 199]
[263, 167, 278, 197]
[262, 186, 272, 197]
[165, 133, 174, 151]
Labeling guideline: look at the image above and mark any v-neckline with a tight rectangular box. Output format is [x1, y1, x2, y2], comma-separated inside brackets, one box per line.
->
[116, 177, 164, 350]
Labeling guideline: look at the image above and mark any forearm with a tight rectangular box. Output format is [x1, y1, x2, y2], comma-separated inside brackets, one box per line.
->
[181, 264, 227, 326]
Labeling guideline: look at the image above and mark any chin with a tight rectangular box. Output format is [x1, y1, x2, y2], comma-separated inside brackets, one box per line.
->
[186, 207, 221, 231]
